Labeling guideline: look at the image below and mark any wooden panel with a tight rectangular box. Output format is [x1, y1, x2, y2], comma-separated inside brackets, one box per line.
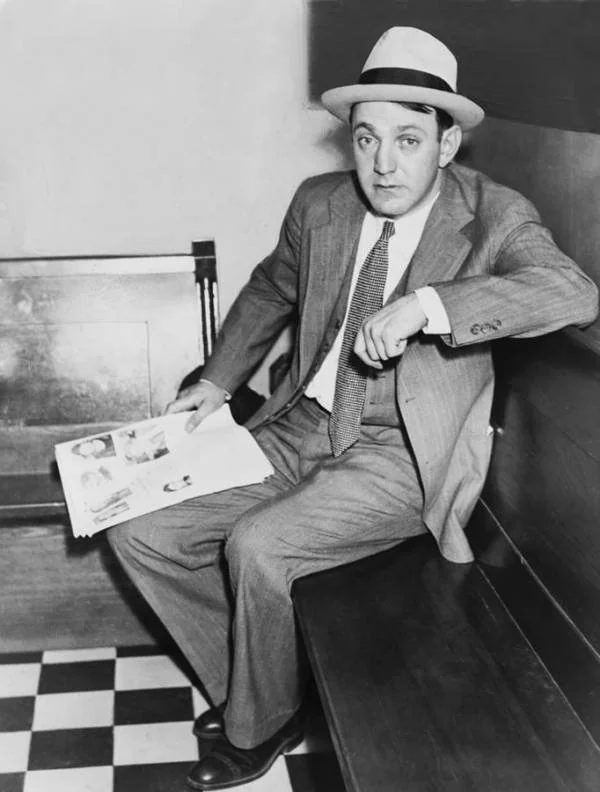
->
[0, 257, 203, 476]
[467, 500, 600, 746]
[482, 332, 600, 654]
[294, 536, 600, 792]
[0, 520, 170, 652]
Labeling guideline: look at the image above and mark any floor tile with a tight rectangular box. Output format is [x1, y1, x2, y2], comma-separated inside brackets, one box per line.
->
[0, 773, 25, 792]
[23, 766, 113, 792]
[37, 661, 115, 695]
[32, 691, 114, 731]
[114, 655, 192, 691]
[113, 721, 198, 766]
[285, 753, 346, 792]
[0, 732, 31, 773]
[42, 648, 116, 665]
[0, 665, 41, 699]
[0, 654, 41, 666]
[28, 727, 113, 771]
[230, 756, 294, 792]
[0, 697, 35, 732]
[191, 686, 210, 717]
[114, 687, 193, 726]
[113, 761, 194, 792]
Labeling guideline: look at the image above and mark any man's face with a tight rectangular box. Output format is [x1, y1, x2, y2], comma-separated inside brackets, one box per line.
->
[352, 101, 459, 219]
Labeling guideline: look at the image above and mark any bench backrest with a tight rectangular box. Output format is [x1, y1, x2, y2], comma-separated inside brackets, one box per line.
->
[0, 242, 217, 477]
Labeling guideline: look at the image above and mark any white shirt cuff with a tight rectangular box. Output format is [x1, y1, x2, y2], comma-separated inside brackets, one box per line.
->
[414, 287, 451, 335]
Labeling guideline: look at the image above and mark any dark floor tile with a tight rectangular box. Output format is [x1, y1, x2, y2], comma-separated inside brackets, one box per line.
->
[115, 687, 194, 725]
[28, 727, 113, 771]
[0, 773, 24, 792]
[0, 653, 42, 666]
[37, 660, 115, 695]
[114, 761, 194, 792]
[116, 646, 164, 658]
[0, 697, 35, 732]
[285, 753, 346, 792]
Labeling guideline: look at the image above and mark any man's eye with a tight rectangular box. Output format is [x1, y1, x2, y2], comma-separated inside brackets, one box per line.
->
[399, 137, 419, 148]
[357, 135, 374, 147]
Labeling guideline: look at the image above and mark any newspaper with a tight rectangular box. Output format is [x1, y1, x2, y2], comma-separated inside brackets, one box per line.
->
[55, 405, 274, 537]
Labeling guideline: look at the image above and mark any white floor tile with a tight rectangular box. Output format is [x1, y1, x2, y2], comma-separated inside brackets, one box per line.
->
[0, 730, 31, 773]
[192, 685, 210, 717]
[114, 654, 192, 690]
[113, 721, 199, 765]
[288, 737, 310, 754]
[24, 766, 113, 792]
[42, 648, 117, 664]
[0, 663, 41, 698]
[32, 690, 114, 731]
[228, 756, 294, 792]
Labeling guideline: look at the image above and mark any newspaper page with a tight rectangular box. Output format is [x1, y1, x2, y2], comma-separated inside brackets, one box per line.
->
[55, 405, 274, 537]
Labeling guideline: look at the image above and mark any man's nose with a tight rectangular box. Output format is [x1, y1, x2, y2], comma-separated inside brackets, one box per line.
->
[374, 142, 396, 174]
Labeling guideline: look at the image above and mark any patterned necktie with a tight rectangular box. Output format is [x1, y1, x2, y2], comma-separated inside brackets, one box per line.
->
[329, 220, 395, 456]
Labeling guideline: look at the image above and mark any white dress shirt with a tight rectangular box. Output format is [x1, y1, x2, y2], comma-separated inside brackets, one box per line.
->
[305, 191, 450, 411]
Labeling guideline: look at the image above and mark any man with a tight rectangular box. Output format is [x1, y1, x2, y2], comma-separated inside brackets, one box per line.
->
[108, 27, 598, 791]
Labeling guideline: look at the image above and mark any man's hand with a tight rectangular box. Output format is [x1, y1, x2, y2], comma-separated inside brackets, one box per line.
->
[354, 293, 427, 369]
[164, 379, 228, 432]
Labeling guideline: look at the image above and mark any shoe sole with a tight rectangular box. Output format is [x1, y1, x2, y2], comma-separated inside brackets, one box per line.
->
[186, 730, 303, 791]
[193, 726, 224, 740]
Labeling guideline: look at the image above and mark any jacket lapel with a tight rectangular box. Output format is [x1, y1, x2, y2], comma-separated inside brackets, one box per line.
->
[406, 168, 475, 293]
[299, 175, 366, 379]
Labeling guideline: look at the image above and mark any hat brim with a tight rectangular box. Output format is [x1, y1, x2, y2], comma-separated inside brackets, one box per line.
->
[321, 84, 484, 131]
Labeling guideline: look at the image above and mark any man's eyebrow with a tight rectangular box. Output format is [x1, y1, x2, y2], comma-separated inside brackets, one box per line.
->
[352, 121, 377, 134]
[352, 121, 425, 134]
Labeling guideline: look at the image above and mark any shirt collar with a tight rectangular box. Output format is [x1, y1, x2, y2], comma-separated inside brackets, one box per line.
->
[369, 188, 440, 237]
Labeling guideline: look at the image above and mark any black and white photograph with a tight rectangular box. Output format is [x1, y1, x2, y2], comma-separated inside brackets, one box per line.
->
[1, 2, 600, 792]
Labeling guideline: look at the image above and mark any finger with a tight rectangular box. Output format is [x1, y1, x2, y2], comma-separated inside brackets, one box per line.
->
[369, 325, 391, 361]
[382, 330, 406, 358]
[185, 402, 209, 432]
[354, 333, 383, 369]
[361, 323, 383, 364]
[164, 395, 193, 415]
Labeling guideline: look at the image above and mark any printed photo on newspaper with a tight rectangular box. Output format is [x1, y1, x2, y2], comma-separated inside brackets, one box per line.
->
[55, 405, 274, 537]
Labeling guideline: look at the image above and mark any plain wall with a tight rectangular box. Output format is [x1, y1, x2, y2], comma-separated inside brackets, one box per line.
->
[0, 0, 350, 393]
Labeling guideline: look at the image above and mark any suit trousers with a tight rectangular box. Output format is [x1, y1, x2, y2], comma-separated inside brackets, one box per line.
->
[107, 396, 426, 748]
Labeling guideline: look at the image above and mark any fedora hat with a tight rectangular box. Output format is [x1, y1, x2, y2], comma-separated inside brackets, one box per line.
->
[321, 27, 484, 131]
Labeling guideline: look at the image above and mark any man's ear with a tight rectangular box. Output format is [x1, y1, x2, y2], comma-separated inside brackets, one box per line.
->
[439, 125, 462, 168]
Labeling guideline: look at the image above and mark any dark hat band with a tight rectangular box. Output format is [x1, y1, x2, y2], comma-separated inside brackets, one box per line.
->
[359, 67, 454, 94]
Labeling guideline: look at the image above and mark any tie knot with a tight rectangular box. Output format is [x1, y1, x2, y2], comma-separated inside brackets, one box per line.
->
[381, 220, 395, 242]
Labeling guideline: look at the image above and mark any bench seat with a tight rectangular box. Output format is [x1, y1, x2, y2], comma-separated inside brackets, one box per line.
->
[293, 531, 600, 792]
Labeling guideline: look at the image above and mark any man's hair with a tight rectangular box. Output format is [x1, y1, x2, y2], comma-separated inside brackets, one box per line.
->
[350, 101, 454, 141]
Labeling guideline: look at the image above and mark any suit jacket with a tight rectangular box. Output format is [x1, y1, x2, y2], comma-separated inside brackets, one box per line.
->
[203, 163, 599, 563]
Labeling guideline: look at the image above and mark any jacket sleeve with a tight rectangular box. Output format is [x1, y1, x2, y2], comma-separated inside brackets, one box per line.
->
[201, 184, 305, 394]
[432, 211, 599, 348]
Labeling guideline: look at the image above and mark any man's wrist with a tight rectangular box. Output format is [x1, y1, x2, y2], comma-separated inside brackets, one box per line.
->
[414, 287, 451, 335]
[199, 378, 232, 402]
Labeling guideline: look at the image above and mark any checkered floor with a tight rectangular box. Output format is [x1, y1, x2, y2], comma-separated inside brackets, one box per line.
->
[0, 646, 344, 792]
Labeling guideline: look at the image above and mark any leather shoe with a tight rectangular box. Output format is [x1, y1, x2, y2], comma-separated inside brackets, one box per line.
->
[193, 703, 226, 740]
[187, 711, 303, 790]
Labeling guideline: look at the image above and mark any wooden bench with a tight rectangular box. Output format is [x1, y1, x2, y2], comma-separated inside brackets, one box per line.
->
[293, 329, 600, 791]
[0, 243, 222, 650]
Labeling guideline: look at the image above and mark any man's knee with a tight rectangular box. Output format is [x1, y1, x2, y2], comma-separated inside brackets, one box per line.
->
[106, 518, 146, 560]
[225, 513, 284, 581]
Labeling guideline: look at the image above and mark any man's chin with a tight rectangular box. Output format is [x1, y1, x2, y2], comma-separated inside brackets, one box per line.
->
[369, 197, 410, 219]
